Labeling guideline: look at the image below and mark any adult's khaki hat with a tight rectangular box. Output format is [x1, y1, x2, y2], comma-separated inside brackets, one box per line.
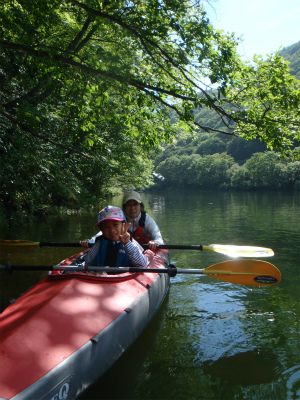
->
[123, 190, 142, 205]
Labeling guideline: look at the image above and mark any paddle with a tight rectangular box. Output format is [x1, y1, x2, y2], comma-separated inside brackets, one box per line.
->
[0, 260, 281, 286]
[0, 240, 274, 258]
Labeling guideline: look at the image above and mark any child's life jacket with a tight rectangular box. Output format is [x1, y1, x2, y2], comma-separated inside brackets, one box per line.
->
[96, 239, 130, 267]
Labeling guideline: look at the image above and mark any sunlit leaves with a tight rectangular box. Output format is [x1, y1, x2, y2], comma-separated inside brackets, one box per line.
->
[226, 52, 300, 158]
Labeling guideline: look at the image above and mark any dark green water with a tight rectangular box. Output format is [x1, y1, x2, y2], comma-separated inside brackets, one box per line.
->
[0, 190, 299, 399]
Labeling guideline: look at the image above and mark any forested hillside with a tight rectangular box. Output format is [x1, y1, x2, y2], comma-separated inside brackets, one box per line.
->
[153, 41, 300, 191]
[280, 40, 300, 81]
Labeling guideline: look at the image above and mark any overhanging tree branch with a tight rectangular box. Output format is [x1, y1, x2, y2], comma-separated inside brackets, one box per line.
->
[0, 109, 93, 159]
[0, 39, 236, 134]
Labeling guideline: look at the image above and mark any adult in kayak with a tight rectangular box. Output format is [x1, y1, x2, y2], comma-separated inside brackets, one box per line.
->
[85, 205, 148, 268]
[122, 190, 164, 251]
[80, 191, 164, 251]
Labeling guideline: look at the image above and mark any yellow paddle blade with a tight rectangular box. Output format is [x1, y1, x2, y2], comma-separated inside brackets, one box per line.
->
[0, 240, 39, 250]
[204, 244, 274, 258]
[204, 259, 281, 286]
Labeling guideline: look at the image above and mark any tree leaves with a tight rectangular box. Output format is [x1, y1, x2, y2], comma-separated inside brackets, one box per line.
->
[1, 1, 299, 213]
[227, 53, 300, 157]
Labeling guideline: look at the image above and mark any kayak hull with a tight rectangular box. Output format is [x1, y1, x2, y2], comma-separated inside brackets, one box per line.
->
[0, 249, 170, 400]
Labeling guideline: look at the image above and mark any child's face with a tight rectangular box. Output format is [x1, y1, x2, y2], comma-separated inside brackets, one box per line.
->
[100, 220, 124, 241]
[124, 200, 141, 219]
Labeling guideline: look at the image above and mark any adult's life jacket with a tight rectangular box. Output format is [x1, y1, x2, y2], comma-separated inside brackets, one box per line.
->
[96, 239, 131, 267]
[132, 211, 150, 245]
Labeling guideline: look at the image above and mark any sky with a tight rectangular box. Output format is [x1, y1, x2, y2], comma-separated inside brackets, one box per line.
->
[206, 0, 300, 61]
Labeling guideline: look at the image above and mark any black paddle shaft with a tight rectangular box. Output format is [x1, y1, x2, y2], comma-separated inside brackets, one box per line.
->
[2, 263, 179, 277]
[40, 242, 85, 247]
[142, 244, 203, 250]
[39, 243, 204, 250]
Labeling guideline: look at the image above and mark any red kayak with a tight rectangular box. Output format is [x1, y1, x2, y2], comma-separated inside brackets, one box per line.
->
[0, 248, 170, 400]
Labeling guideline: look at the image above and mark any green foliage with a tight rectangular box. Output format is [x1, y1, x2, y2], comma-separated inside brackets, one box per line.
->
[1, 1, 300, 213]
[157, 153, 235, 189]
[0, 92, 157, 213]
[242, 152, 300, 190]
[279, 40, 300, 81]
[156, 151, 300, 191]
[154, 131, 268, 167]
[1, 2, 299, 146]
[153, 41, 300, 191]
[193, 153, 235, 188]
[226, 53, 300, 157]
[226, 137, 267, 163]
[194, 136, 227, 156]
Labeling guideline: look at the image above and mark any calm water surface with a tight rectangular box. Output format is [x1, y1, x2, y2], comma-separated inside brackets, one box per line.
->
[0, 190, 299, 399]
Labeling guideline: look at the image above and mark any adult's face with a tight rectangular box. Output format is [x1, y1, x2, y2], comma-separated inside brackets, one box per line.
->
[124, 200, 141, 219]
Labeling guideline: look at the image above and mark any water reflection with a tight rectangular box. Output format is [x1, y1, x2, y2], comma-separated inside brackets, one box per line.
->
[284, 365, 300, 399]
[1, 190, 300, 399]
[203, 349, 281, 386]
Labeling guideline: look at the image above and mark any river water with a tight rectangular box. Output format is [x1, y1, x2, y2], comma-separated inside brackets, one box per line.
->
[0, 190, 299, 399]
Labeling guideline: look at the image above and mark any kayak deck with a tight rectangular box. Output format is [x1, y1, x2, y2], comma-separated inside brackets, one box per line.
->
[0, 248, 169, 400]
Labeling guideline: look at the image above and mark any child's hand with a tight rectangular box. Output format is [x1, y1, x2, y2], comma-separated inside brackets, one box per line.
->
[79, 240, 89, 248]
[119, 222, 131, 245]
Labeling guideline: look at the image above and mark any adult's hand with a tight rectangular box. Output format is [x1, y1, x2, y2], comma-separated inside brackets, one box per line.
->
[148, 241, 159, 252]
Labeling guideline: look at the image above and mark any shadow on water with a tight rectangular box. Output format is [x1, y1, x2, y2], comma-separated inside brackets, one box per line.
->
[202, 349, 281, 386]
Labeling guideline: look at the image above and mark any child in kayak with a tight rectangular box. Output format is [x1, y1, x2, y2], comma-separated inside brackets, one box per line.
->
[80, 191, 163, 251]
[85, 206, 148, 268]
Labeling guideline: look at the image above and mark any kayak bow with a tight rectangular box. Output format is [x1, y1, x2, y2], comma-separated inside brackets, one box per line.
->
[0, 248, 170, 400]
